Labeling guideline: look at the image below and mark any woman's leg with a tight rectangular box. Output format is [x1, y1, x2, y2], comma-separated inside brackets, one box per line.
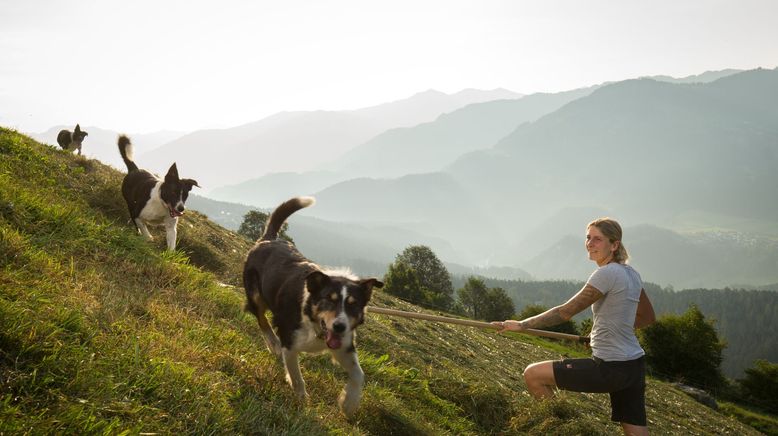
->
[621, 422, 649, 436]
[523, 360, 557, 399]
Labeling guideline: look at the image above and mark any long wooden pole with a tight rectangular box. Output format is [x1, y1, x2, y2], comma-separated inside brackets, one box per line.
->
[367, 306, 590, 343]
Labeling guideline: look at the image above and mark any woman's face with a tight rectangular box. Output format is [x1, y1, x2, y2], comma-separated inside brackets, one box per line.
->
[586, 225, 617, 266]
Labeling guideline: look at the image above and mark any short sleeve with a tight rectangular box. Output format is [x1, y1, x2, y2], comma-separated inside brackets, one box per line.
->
[587, 265, 617, 295]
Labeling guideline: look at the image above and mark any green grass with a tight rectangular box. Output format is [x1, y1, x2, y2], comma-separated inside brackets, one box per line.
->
[0, 127, 768, 434]
[720, 402, 778, 436]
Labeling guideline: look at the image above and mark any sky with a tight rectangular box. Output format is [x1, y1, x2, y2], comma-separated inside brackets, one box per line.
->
[1, 0, 776, 134]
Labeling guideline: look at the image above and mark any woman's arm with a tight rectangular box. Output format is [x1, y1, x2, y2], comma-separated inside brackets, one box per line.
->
[634, 288, 656, 329]
[493, 284, 603, 332]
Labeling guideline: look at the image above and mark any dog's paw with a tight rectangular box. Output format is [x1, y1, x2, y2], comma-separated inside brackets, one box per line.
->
[267, 344, 281, 358]
[285, 374, 308, 399]
[263, 336, 282, 357]
[269, 341, 282, 357]
[338, 388, 361, 418]
[294, 387, 309, 400]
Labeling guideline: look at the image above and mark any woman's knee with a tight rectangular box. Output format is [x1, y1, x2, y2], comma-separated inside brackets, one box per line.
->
[524, 361, 555, 385]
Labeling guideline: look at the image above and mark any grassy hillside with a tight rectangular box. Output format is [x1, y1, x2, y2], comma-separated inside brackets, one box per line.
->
[0, 127, 760, 434]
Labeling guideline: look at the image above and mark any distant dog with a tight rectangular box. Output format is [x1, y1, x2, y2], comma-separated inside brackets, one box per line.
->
[57, 124, 88, 155]
[117, 135, 199, 250]
[243, 197, 383, 417]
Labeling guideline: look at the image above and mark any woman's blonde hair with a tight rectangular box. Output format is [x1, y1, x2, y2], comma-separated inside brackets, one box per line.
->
[588, 217, 629, 264]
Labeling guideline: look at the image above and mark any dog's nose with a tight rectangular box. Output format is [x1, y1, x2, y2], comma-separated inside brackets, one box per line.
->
[176, 205, 185, 212]
[332, 321, 346, 334]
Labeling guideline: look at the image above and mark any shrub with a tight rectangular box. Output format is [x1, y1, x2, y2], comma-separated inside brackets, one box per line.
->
[457, 277, 515, 321]
[237, 210, 291, 242]
[739, 359, 778, 413]
[639, 305, 726, 390]
[388, 246, 454, 309]
[383, 261, 427, 303]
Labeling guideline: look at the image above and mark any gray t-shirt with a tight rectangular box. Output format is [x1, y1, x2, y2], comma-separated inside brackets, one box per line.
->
[587, 262, 645, 361]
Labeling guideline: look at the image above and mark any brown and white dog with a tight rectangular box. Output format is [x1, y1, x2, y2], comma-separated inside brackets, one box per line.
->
[117, 135, 199, 250]
[57, 124, 88, 155]
[243, 197, 382, 417]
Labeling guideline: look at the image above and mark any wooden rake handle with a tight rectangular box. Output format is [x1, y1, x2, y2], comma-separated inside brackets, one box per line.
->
[367, 306, 590, 343]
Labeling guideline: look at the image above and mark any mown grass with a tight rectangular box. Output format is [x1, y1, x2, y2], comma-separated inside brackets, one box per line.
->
[0, 127, 766, 434]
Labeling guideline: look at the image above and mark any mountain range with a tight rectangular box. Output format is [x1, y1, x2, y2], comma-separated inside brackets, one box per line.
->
[445, 68, 778, 252]
[197, 68, 778, 289]
[137, 88, 522, 188]
[210, 86, 595, 206]
[186, 193, 521, 278]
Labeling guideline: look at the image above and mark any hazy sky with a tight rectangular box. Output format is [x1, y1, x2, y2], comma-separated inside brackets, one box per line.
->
[1, 0, 776, 134]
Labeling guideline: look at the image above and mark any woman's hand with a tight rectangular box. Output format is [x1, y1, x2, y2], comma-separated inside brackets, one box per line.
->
[491, 320, 527, 333]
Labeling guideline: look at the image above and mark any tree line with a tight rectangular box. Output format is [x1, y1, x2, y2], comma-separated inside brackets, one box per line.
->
[383, 245, 515, 322]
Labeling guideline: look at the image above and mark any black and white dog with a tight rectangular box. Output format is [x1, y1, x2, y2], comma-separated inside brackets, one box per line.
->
[117, 135, 199, 251]
[57, 124, 88, 155]
[243, 197, 383, 417]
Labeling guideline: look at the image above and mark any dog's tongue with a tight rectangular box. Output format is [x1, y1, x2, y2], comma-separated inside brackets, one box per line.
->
[326, 331, 342, 349]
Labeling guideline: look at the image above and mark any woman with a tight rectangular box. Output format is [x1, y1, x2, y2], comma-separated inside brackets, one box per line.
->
[493, 218, 655, 436]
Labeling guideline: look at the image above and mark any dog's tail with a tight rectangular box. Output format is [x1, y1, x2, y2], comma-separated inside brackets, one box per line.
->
[261, 196, 315, 242]
[117, 135, 138, 172]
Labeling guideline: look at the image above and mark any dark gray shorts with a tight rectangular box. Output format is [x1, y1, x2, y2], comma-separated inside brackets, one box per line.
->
[553, 356, 646, 426]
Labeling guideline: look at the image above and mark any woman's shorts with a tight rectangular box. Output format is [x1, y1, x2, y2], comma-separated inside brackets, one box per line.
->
[552, 356, 646, 426]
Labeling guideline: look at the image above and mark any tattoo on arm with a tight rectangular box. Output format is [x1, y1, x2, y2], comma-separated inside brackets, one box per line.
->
[560, 285, 604, 318]
[521, 285, 603, 330]
[523, 307, 566, 329]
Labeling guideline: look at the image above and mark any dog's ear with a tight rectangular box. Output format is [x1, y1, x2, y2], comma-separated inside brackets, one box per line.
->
[181, 178, 200, 190]
[75, 124, 81, 132]
[165, 163, 180, 181]
[359, 278, 383, 302]
[306, 271, 331, 297]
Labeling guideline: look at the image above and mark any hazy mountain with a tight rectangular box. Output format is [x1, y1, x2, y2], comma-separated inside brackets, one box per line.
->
[446, 68, 778, 237]
[331, 87, 596, 178]
[524, 225, 778, 289]
[353, 88, 522, 129]
[287, 216, 468, 277]
[142, 89, 521, 189]
[183, 194, 256, 230]
[445, 263, 532, 281]
[185, 193, 471, 275]
[647, 68, 742, 84]
[209, 87, 590, 207]
[304, 172, 503, 264]
[496, 206, 611, 264]
[186, 193, 532, 281]
[210, 170, 348, 208]
[30, 126, 185, 170]
[140, 111, 379, 189]
[292, 68, 778, 288]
